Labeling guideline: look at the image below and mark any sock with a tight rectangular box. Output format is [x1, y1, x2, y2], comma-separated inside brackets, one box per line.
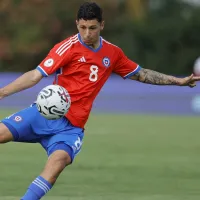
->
[21, 176, 52, 200]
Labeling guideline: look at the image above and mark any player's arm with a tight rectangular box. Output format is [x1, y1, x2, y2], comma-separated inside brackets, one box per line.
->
[0, 69, 43, 99]
[129, 67, 200, 88]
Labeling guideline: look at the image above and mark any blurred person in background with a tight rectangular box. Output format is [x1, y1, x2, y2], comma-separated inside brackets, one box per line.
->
[194, 56, 200, 76]
[0, 2, 200, 200]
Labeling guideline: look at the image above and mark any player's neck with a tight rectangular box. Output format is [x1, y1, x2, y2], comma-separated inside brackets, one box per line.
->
[78, 34, 102, 51]
[88, 40, 100, 50]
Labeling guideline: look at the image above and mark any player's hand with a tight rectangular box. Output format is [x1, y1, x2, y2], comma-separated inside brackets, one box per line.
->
[178, 74, 200, 88]
[0, 89, 5, 100]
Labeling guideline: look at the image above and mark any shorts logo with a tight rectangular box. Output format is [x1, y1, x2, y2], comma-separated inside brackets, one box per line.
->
[14, 116, 22, 122]
[102, 57, 110, 67]
[44, 58, 54, 67]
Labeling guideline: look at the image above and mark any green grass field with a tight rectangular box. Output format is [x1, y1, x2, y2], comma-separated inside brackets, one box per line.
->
[0, 109, 200, 199]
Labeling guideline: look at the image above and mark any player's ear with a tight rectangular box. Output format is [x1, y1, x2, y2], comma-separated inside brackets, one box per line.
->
[100, 21, 105, 31]
[76, 20, 79, 26]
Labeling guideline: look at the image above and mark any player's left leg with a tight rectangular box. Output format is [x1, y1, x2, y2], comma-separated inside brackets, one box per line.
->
[40, 148, 71, 184]
[21, 145, 72, 200]
[21, 119, 84, 200]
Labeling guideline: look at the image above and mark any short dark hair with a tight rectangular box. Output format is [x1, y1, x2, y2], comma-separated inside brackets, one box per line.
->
[77, 2, 103, 22]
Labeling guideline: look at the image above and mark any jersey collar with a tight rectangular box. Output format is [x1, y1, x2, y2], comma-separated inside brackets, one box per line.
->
[78, 33, 102, 52]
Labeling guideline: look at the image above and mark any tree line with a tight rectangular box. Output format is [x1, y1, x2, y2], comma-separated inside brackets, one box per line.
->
[0, 0, 200, 75]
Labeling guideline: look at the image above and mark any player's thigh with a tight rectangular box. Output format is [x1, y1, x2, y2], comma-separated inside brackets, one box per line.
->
[41, 131, 84, 164]
[0, 106, 39, 142]
[0, 123, 14, 143]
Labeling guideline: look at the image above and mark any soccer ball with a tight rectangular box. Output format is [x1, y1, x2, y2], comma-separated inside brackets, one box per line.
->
[36, 85, 71, 120]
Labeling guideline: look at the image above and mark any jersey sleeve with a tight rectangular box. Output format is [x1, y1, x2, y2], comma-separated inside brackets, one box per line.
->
[113, 48, 141, 79]
[36, 44, 72, 77]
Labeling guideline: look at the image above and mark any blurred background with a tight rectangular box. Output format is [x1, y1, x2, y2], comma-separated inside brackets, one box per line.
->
[0, 0, 200, 114]
[1, 0, 200, 74]
[1, 0, 200, 199]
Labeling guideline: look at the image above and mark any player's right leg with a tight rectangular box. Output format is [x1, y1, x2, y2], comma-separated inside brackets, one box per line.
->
[0, 123, 14, 143]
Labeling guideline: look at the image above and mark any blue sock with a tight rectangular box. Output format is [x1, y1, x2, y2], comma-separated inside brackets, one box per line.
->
[21, 176, 52, 200]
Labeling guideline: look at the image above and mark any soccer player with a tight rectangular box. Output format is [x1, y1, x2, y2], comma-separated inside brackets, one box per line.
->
[0, 2, 199, 200]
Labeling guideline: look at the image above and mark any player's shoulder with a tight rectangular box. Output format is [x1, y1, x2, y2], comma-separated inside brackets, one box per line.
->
[102, 37, 122, 53]
[51, 34, 79, 56]
[55, 34, 79, 47]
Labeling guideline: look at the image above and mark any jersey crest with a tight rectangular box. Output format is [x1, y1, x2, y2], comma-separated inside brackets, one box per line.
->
[102, 57, 110, 67]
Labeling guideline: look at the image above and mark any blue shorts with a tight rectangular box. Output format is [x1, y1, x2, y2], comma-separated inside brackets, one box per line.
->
[1, 104, 84, 162]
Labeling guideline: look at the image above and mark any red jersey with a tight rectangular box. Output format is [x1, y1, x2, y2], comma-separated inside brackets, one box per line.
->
[37, 33, 141, 128]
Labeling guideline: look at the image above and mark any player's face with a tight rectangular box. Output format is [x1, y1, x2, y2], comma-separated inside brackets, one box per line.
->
[76, 19, 104, 47]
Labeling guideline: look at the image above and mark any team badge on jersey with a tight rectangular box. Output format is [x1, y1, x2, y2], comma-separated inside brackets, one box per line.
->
[102, 57, 110, 67]
[44, 58, 54, 67]
[14, 116, 22, 122]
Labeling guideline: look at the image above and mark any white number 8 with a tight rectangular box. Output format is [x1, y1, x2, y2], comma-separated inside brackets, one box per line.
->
[89, 65, 98, 82]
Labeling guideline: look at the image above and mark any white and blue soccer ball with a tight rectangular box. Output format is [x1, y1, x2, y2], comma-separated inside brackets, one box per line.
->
[36, 84, 71, 120]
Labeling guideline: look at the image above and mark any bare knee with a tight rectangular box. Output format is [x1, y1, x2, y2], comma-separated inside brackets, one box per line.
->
[49, 151, 70, 173]
[0, 123, 14, 143]
[41, 150, 71, 184]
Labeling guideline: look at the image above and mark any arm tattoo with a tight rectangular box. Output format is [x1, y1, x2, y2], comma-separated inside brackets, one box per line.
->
[135, 68, 180, 85]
